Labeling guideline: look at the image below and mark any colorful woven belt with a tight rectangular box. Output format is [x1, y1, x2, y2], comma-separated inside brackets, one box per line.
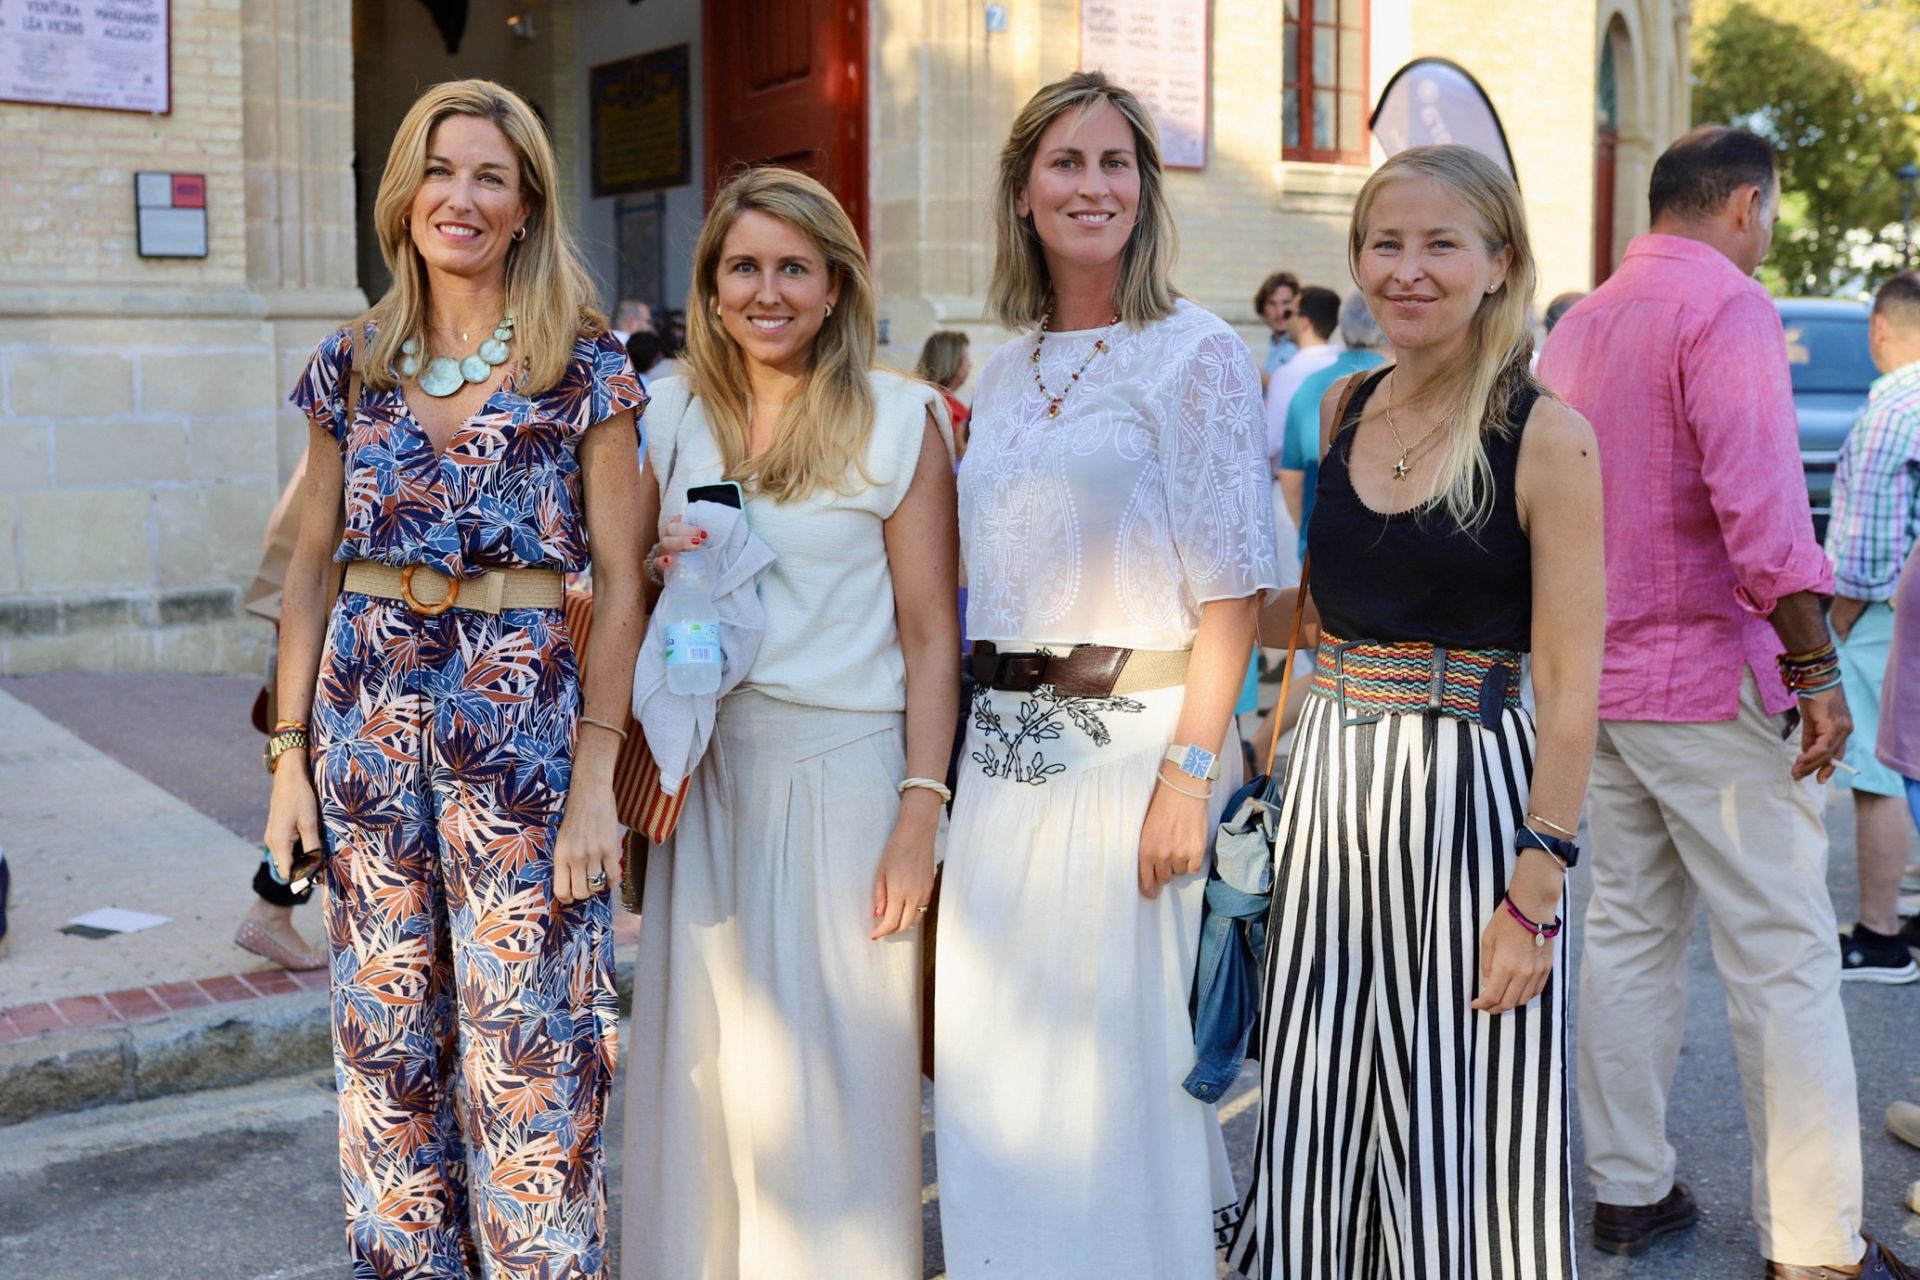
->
[1311, 634, 1525, 728]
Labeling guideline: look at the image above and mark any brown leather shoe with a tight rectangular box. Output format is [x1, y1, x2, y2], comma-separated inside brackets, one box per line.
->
[1766, 1237, 1920, 1280]
[1593, 1181, 1699, 1255]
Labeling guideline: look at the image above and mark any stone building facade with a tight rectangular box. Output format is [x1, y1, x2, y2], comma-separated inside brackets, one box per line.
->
[0, 0, 357, 674]
[0, 0, 1690, 674]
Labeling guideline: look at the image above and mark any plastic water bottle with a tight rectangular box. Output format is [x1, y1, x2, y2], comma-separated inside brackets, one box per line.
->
[663, 544, 723, 695]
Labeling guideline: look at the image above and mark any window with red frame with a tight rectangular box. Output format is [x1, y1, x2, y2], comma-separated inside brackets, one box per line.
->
[1284, 0, 1369, 164]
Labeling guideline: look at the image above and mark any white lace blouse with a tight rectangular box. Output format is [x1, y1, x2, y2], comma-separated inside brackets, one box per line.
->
[959, 299, 1282, 650]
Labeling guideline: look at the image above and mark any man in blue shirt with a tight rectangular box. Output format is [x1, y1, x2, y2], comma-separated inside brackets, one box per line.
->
[1825, 270, 1920, 982]
[1278, 291, 1390, 558]
[1253, 270, 1300, 386]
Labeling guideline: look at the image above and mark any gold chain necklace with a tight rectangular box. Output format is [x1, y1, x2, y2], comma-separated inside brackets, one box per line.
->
[1030, 309, 1120, 419]
[1381, 371, 1454, 481]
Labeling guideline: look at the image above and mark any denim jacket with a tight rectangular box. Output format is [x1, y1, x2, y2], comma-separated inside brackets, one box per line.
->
[1185, 773, 1280, 1102]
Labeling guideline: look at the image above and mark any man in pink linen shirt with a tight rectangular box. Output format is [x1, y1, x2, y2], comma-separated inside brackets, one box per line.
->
[1539, 127, 1911, 1280]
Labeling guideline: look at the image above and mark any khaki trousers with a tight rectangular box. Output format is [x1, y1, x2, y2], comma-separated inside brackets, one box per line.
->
[1579, 673, 1864, 1266]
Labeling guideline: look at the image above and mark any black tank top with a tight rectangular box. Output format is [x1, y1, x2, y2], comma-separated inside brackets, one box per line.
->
[1308, 368, 1536, 651]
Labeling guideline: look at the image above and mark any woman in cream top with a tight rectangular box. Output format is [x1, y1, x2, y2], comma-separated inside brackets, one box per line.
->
[620, 167, 957, 1280]
[649, 367, 947, 710]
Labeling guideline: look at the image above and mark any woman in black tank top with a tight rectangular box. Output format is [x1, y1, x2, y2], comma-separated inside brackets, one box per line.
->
[1226, 146, 1605, 1280]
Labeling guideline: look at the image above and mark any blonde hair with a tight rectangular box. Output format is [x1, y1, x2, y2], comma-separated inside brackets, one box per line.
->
[1348, 145, 1543, 531]
[361, 79, 601, 395]
[683, 167, 878, 502]
[915, 331, 970, 390]
[990, 71, 1178, 331]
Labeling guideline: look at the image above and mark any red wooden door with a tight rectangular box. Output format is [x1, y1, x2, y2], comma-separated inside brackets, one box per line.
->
[704, 0, 868, 239]
[1593, 127, 1618, 286]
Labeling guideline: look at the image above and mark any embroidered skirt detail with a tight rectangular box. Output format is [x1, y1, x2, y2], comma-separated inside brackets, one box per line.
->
[620, 691, 923, 1280]
[1311, 634, 1524, 727]
[1224, 693, 1573, 1280]
[937, 680, 1241, 1279]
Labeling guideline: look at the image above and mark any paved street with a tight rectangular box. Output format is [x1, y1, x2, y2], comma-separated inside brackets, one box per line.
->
[0, 675, 1916, 1277]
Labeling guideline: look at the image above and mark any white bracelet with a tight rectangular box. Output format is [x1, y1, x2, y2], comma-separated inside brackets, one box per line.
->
[898, 776, 953, 804]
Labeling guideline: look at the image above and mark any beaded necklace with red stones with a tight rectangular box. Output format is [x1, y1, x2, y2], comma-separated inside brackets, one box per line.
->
[1030, 308, 1121, 419]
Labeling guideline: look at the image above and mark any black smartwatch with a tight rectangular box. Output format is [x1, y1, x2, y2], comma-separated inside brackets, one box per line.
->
[1515, 825, 1580, 870]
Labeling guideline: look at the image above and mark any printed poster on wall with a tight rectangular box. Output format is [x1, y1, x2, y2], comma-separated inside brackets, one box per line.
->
[1079, 0, 1208, 170]
[591, 44, 693, 198]
[0, 0, 169, 114]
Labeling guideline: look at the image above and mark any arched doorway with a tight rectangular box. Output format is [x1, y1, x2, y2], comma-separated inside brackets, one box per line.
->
[1595, 30, 1619, 284]
[1594, 15, 1639, 285]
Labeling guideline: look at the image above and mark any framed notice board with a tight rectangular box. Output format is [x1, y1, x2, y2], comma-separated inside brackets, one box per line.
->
[590, 44, 693, 197]
[1079, 0, 1209, 169]
[616, 194, 666, 315]
[0, 0, 170, 113]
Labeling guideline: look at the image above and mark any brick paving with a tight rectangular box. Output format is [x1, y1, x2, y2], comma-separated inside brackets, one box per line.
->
[0, 967, 331, 1045]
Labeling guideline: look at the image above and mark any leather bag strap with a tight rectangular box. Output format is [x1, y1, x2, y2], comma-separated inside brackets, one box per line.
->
[1258, 373, 1360, 777]
[1260, 553, 1310, 778]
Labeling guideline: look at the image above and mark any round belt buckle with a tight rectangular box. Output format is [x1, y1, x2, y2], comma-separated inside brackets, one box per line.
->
[400, 565, 458, 616]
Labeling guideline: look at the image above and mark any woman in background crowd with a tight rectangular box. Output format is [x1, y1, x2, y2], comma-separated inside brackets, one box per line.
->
[915, 329, 974, 453]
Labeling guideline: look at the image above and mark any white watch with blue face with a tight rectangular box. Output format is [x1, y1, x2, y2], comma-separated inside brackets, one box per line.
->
[1164, 743, 1220, 782]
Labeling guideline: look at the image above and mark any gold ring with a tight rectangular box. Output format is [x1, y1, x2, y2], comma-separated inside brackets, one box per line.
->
[916, 906, 929, 914]
[401, 565, 459, 616]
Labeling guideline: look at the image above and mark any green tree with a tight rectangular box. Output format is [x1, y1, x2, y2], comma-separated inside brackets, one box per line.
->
[1692, 0, 1920, 295]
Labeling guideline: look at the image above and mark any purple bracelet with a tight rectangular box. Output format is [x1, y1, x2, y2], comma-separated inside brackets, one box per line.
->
[1502, 893, 1563, 948]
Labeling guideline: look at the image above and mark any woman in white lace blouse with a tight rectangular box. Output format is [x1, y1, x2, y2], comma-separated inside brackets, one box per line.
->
[935, 71, 1281, 1278]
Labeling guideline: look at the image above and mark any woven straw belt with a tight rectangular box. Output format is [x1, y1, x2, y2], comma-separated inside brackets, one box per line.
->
[343, 562, 565, 617]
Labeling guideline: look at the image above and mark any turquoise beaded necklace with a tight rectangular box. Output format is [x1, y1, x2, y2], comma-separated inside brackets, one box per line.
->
[401, 312, 515, 397]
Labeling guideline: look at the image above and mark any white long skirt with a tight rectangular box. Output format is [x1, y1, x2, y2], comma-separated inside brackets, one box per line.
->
[934, 681, 1241, 1279]
[621, 690, 923, 1280]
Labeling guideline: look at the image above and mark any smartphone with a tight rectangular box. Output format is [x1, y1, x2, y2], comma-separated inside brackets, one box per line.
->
[686, 481, 745, 511]
[274, 838, 324, 894]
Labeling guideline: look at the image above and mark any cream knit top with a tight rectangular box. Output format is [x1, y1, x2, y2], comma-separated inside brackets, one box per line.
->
[648, 369, 952, 713]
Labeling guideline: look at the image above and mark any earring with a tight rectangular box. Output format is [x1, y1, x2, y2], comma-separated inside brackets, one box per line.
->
[512, 225, 527, 242]
[713, 300, 722, 318]
[824, 302, 834, 319]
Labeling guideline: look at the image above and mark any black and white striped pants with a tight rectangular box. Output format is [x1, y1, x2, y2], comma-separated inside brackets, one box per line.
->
[1225, 691, 1573, 1279]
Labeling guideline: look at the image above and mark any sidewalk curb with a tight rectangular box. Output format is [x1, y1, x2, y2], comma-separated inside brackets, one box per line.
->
[0, 992, 329, 1125]
[0, 957, 637, 1127]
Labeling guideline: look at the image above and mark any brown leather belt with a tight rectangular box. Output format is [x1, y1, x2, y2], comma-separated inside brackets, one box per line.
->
[342, 562, 565, 616]
[968, 641, 1191, 698]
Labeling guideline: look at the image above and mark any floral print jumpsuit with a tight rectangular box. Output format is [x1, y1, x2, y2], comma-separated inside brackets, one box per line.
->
[291, 326, 645, 1279]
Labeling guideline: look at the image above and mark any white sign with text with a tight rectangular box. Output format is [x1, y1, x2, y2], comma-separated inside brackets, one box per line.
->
[1079, 0, 1208, 169]
[0, 0, 168, 114]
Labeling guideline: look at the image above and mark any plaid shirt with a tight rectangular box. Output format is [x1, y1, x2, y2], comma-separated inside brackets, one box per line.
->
[1826, 359, 1920, 601]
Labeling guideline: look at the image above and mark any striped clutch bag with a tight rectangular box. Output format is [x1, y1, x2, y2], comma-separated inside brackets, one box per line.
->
[562, 588, 688, 845]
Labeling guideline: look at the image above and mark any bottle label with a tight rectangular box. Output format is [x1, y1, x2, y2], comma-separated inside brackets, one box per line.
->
[664, 620, 722, 667]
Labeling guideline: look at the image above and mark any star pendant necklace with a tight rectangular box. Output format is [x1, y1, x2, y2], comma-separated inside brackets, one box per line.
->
[1031, 308, 1120, 419]
[1382, 371, 1455, 481]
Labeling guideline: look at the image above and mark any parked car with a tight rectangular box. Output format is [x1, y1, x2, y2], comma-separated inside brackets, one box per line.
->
[1778, 297, 1874, 543]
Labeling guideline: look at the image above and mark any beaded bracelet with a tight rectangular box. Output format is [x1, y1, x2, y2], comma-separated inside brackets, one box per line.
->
[1777, 641, 1841, 696]
[1502, 893, 1563, 948]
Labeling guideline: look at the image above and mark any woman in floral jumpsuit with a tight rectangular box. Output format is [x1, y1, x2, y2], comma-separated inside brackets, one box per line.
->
[264, 80, 646, 1279]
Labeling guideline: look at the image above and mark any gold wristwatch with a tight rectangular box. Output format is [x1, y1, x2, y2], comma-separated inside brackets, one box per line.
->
[264, 725, 311, 774]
